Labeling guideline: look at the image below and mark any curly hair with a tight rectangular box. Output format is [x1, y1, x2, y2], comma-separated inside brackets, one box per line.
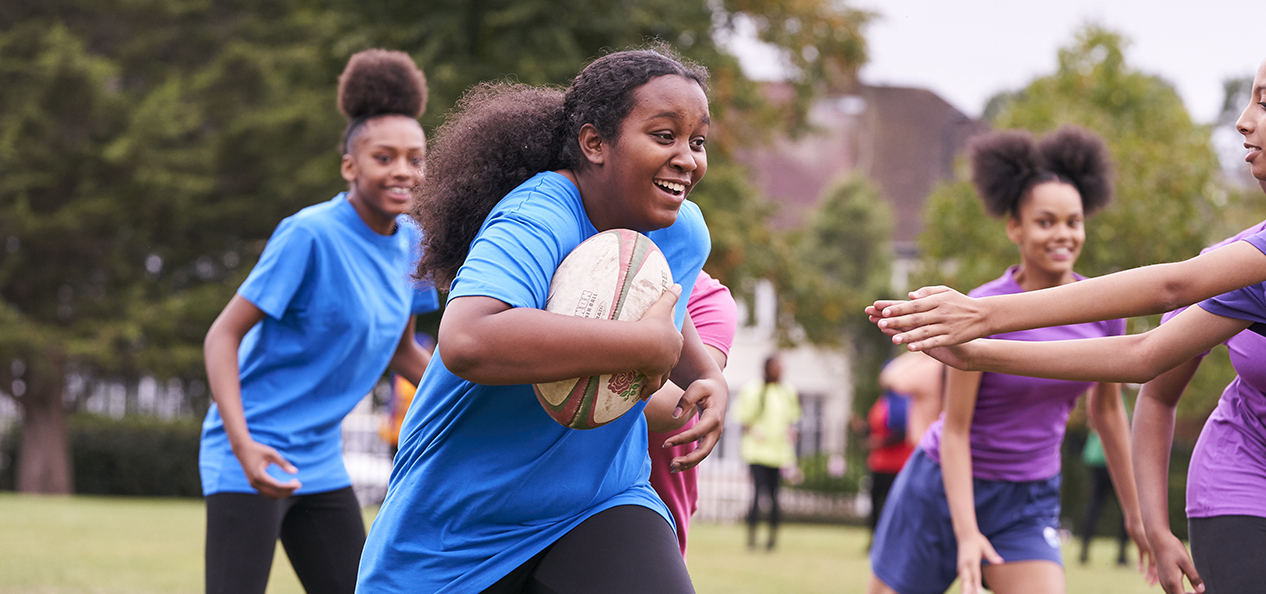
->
[337, 49, 428, 154]
[414, 47, 709, 289]
[970, 125, 1114, 218]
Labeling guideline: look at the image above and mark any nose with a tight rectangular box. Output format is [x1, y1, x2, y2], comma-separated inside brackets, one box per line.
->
[391, 157, 415, 180]
[670, 142, 698, 173]
[1237, 101, 1254, 136]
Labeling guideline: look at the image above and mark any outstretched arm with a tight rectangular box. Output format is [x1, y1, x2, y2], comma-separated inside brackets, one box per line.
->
[925, 306, 1249, 384]
[869, 241, 1266, 351]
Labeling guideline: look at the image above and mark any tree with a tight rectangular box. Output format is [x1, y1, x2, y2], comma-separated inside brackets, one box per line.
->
[917, 25, 1234, 419]
[0, 0, 871, 492]
[0, 0, 346, 492]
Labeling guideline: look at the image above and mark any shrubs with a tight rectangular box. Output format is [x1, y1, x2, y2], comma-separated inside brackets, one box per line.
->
[1, 414, 203, 497]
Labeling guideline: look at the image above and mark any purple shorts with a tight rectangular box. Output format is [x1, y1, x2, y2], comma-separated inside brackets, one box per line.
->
[869, 449, 1063, 594]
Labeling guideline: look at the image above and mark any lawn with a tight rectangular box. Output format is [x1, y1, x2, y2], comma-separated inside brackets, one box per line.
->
[0, 494, 1162, 594]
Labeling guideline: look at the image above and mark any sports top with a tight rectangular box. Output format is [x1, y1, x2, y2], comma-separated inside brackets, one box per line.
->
[355, 171, 710, 593]
[199, 193, 439, 496]
[920, 267, 1125, 482]
[1178, 223, 1266, 518]
[648, 270, 738, 556]
[867, 391, 914, 475]
[736, 379, 801, 469]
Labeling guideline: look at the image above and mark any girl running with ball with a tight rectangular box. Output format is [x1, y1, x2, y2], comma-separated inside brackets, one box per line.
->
[355, 47, 726, 593]
[200, 49, 439, 594]
[867, 127, 1152, 594]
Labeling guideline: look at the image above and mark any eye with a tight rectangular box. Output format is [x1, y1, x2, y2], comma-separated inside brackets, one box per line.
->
[376, 154, 391, 165]
[409, 157, 424, 168]
[690, 137, 707, 150]
[652, 132, 674, 144]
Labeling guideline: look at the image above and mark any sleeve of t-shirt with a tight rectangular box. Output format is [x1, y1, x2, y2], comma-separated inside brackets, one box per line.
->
[687, 271, 738, 357]
[411, 285, 440, 315]
[448, 210, 572, 310]
[1197, 231, 1266, 333]
[399, 217, 441, 315]
[237, 217, 315, 320]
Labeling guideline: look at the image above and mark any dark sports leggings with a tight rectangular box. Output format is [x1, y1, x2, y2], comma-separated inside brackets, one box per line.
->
[205, 486, 365, 594]
[1189, 515, 1266, 594]
[747, 464, 782, 547]
[482, 505, 694, 594]
[868, 470, 898, 533]
[1079, 465, 1127, 562]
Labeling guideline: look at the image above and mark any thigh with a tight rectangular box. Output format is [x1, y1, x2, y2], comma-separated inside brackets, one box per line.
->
[205, 492, 288, 594]
[982, 559, 1064, 594]
[279, 487, 366, 594]
[1189, 515, 1266, 594]
[529, 505, 694, 594]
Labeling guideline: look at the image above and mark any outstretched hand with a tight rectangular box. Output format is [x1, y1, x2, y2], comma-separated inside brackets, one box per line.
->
[637, 284, 684, 398]
[661, 377, 728, 473]
[1125, 521, 1159, 586]
[865, 286, 991, 351]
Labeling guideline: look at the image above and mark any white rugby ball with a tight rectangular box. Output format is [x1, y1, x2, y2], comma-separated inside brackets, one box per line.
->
[534, 229, 673, 429]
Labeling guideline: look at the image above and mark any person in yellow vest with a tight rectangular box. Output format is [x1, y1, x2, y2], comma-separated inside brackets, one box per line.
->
[737, 353, 801, 550]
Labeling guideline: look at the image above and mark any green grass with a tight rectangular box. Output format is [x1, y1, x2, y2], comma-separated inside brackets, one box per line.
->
[0, 494, 1163, 594]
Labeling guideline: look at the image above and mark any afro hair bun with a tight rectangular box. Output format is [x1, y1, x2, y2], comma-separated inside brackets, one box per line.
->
[337, 49, 427, 121]
[970, 130, 1042, 218]
[1037, 125, 1114, 216]
[970, 125, 1114, 218]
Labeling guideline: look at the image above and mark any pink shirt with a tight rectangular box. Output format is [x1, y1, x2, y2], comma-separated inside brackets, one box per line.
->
[648, 270, 737, 557]
[920, 267, 1125, 482]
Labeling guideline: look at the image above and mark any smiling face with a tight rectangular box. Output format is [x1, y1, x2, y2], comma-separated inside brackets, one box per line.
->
[341, 114, 426, 235]
[1006, 181, 1085, 288]
[575, 74, 710, 233]
[1236, 59, 1266, 185]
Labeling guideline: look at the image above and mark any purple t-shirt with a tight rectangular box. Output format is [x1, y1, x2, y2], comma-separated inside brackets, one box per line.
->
[920, 267, 1126, 482]
[1175, 223, 1266, 518]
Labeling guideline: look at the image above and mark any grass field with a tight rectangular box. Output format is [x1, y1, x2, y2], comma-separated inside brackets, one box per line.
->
[0, 494, 1163, 594]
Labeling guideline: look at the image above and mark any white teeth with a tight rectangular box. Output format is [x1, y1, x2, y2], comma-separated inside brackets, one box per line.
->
[654, 180, 685, 193]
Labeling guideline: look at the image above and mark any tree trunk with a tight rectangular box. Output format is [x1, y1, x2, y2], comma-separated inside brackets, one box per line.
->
[17, 367, 72, 494]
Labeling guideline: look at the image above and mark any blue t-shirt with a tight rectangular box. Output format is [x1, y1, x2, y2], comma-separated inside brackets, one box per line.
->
[1199, 229, 1266, 336]
[356, 172, 711, 593]
[199, 193, 439, 496]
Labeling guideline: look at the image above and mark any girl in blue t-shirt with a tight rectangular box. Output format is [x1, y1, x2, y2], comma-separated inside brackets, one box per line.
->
[200, 50, 439, 594]
[355, 48, 727, 594]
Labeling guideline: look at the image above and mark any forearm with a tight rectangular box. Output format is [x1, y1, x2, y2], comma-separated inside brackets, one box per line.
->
[204, 323, 253, 451]
[1132, 360, 1197, 537]
[1090, 388, 1144, 528]
[960, 335, 1167, 383]
[389, 318, 431, 385]
[440, 299, 679, 385]
[941, 428, 981, 539]
[669, 315, 724, 389]
[982, 244, 1266, 335]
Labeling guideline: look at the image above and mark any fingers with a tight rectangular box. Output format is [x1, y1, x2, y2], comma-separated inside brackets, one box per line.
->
[909, 285, 953, 299]
[1176, 554, 1203, 594]
[669, 423, 720, 472]
[958, 562, 983, 594]
[645, 283, 682, 319]
[980, 541, 1004, 566]
[640, 371, 669, 400]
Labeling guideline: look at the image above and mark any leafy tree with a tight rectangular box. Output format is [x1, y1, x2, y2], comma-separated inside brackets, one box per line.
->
[0, 0, 870, 492]
[786, 175, 895, 417]
[917, 25, 1233, 419]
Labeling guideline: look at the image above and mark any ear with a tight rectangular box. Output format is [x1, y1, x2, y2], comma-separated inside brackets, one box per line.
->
[340, 153, 357, 184]
[1005, 215, 1022, 245]
[577, 123, 606, 167]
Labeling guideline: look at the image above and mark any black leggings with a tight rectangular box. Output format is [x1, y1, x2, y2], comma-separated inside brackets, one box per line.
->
[868, 470, 898, 533]
[1189, 515, 1266, 594]
[747, 464, 782, 547]
[205, 486, 365, 594]
[483, 505, 694, 594]
[1079, 465, 1127, 562]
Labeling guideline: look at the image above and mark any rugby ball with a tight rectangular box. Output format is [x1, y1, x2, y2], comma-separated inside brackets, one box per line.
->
[534, 229, 674, 429]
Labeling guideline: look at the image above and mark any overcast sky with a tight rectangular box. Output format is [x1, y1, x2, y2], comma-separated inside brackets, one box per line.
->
[729, 0, 1261, 125]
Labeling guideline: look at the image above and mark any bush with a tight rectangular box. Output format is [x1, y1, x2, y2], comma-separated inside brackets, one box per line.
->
[0, 414, 203, 497]
[794, 452, 865, 495]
